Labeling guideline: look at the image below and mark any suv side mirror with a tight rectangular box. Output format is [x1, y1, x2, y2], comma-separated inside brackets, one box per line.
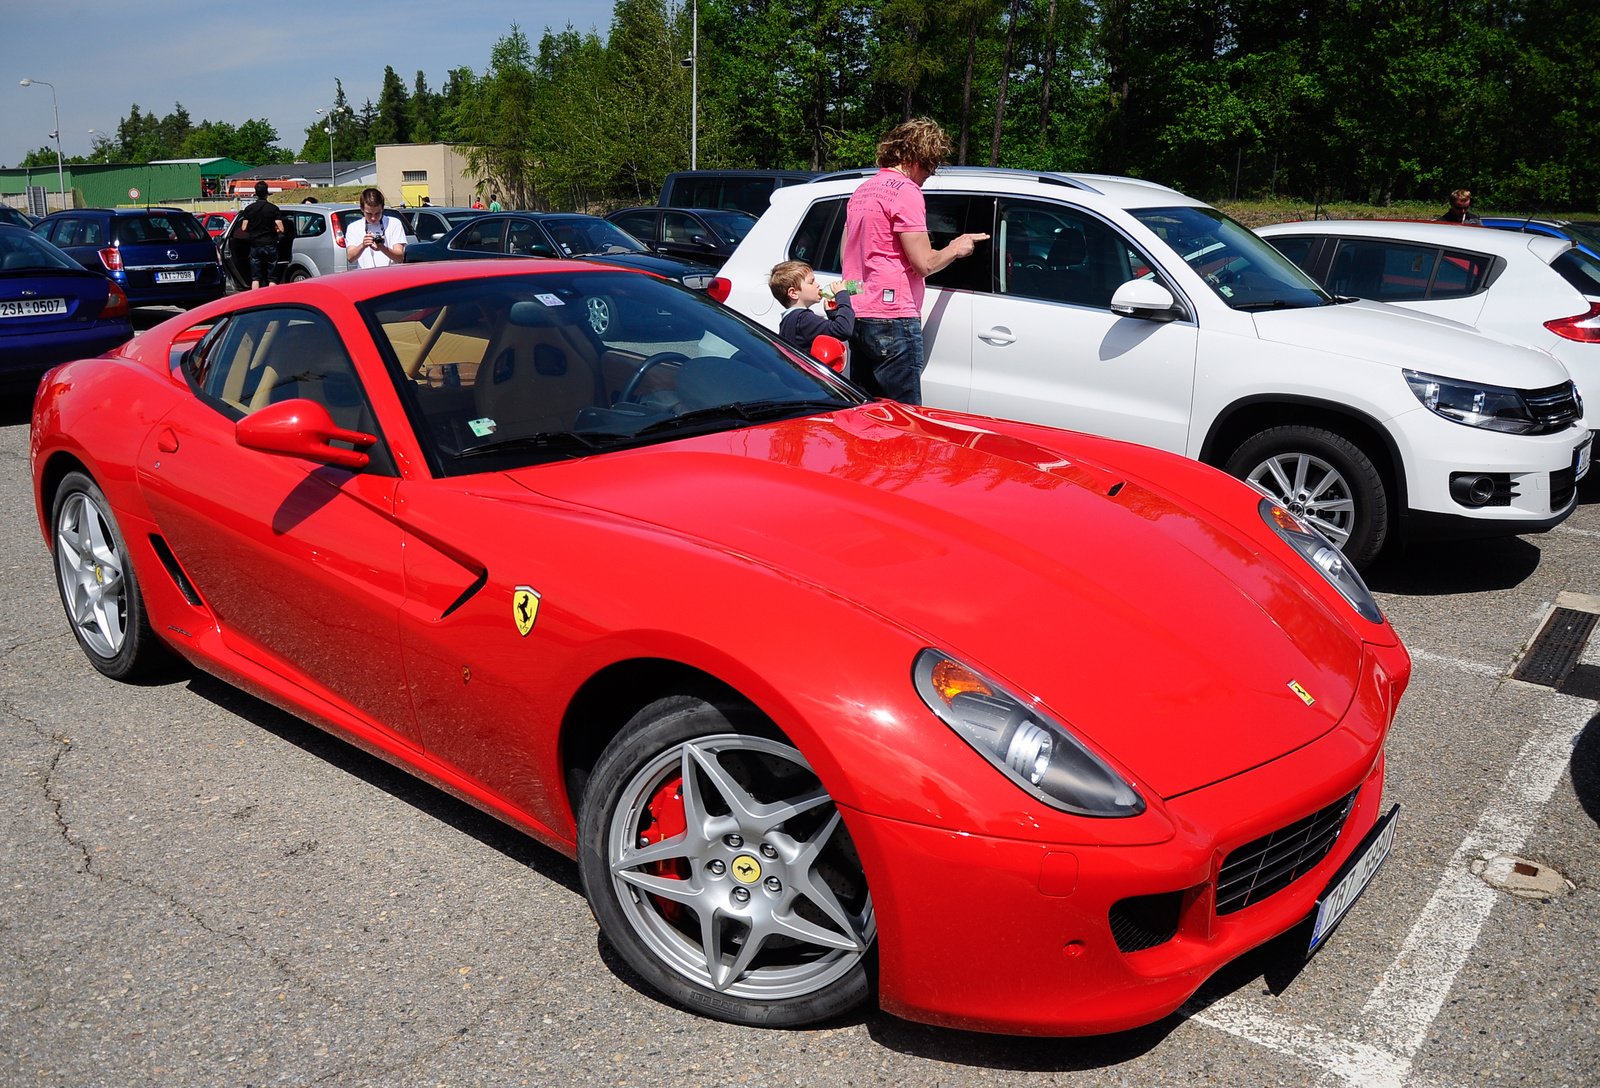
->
[1109, 279, 1180, 321]
[811, 335, 846, 372]
[236, 398, 376, 469]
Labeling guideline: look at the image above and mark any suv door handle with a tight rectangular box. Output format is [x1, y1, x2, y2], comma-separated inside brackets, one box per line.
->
[979, 326, 1016, 345]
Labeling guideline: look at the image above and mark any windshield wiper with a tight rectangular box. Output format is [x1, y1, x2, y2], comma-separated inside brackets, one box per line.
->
[633, 399, 849, 437]
[1232, 299, 1320, 311]
[453, 430, 631, 459]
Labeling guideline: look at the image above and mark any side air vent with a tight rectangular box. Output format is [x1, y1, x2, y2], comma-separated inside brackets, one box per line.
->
[1108, 890, 1183, 952]
[148, 534, 202, 605]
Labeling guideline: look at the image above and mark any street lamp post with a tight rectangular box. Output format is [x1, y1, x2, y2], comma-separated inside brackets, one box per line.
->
[19, 78, 65, 212]
[679, 0, 698, 170]
[315, 87, 351, 191]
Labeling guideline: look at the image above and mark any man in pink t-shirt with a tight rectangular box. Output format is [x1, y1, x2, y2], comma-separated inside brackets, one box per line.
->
[841, 119, 988, 404]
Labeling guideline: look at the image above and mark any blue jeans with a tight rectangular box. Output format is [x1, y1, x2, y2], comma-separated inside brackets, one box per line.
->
[248, 244, 279, 286]
[851, 317, 925, 405]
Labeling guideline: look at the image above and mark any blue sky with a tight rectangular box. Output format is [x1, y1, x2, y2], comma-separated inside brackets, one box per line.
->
[1, 0, 616, 168]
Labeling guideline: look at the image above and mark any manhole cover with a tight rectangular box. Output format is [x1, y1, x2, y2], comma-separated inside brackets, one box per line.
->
[1470, 853, 1574, 899]
[1513, 607, 1598, 687]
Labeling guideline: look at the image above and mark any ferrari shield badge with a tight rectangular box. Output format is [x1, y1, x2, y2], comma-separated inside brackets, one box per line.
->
[1288, 680, 1315, 707]
[512, 586, 541, 637]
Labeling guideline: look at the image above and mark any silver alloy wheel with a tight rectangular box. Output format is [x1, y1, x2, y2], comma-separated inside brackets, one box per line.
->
[606, 734, 874, 1000]
[586, 295, 611, 335]
[55, 490, 127, 659]
[1245, 451, 1356, 548]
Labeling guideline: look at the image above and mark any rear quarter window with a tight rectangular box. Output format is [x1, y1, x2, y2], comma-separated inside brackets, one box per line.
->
[788, 198, 847, 272]
[1551, 249, 1600, 297]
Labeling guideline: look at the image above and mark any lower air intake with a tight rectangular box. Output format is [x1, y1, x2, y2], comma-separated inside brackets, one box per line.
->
[1108, 891, 1183, 953]
[1216, 790, 1358, 915]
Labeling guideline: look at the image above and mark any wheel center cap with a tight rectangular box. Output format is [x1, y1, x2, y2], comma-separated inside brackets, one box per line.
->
[730, 854, 762, 884]
[94, 566, 103, 584]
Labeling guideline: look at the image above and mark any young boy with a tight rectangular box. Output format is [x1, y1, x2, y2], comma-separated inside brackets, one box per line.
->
[770, 260, 855, 353]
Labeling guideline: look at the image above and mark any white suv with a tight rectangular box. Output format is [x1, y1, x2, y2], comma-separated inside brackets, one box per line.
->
[718, 168, 1591, 565]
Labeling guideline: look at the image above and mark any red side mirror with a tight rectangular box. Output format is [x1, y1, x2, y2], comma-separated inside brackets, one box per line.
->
[811, 335, 846, 373]
[235, 398, 376, 469]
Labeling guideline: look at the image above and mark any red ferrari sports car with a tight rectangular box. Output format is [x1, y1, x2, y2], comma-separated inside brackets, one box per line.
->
[30, 259, 1409, 1035]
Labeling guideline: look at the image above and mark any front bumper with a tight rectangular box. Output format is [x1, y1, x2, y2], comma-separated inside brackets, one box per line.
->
[847, 641, 1407, 1036]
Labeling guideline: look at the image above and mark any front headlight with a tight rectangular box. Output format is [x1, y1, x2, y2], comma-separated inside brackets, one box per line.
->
[1403, 369, 1540, 433]
[1259, 497, 1384, 624]
[912, 650, 1144, 818]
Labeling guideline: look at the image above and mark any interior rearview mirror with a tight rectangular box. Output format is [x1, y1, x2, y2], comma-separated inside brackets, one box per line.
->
[1109, 279, 1179, 321]
[810, 335, 846, 373]
[236, 398, 375, 469]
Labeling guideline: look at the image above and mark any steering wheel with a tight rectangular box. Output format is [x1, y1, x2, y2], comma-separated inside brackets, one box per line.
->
[618, 351, 691, 404]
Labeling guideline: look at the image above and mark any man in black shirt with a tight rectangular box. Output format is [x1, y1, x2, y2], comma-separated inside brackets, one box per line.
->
[238, 181, 286, 289]
[1437, 189, 1482, 226]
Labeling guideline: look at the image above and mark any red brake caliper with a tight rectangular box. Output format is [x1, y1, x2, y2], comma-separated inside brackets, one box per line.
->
[640, 773, 690, 923]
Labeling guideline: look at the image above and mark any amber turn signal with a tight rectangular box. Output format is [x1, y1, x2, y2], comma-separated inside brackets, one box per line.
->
[929, 658, 993, 705]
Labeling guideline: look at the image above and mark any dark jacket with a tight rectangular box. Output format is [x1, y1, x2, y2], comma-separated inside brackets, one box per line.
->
[1438, 206, 1482, 226]
[778, 294, 855, 352]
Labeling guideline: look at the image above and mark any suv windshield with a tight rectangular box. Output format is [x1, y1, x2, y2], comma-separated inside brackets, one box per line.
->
[702, 211, 757, 246]
[542, 217, 648, 257]
[364, 270, 862, 475]
[1131, 206, 1332, 310]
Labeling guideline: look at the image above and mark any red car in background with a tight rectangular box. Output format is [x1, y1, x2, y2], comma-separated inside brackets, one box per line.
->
[29, 260, 1408, 1035]
[195, 210, 236, 241]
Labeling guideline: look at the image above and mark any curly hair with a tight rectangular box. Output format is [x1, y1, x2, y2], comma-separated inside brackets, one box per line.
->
[876, 118, 952, 174]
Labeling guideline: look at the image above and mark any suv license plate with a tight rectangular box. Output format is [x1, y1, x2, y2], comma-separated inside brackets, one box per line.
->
[0, 297, 66, 318]
[1577, 436, 1592, 482]
[156, 270, 196, 284]
[1309, 803, 1399, 952]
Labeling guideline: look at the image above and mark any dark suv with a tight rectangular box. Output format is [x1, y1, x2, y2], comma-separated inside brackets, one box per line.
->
[32, 208, 224, 309]
[657, 170, 816, 216]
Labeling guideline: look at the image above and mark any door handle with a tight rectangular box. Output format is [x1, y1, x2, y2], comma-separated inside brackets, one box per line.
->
[979, 326, 1016, 345]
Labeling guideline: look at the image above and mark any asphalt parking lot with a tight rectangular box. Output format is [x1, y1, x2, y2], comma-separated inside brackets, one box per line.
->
[2, 345, 1597, 1086]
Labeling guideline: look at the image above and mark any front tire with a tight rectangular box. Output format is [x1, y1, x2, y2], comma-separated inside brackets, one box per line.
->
[578, 696, 874, 1026]
[51, 471, 169, 680]
[1225, 425, 1388, 568]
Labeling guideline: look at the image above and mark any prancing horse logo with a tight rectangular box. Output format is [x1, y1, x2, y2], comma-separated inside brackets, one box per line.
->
[512, 586, 540, 636]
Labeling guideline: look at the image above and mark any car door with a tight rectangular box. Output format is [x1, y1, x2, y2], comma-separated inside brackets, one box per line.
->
[659, 210, 718, 263]
[611, 210, 659, 249]
[134, 305, 419, 745]
[506, 218, 556, 257]
[451, 217, 507, 256]
[967, 197, 1198, 453]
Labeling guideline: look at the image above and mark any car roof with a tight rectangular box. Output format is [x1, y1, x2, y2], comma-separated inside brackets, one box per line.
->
[1255, 217, 1576, 258]
[258, 255, 645, 304]
[794, 166, 1204, 213]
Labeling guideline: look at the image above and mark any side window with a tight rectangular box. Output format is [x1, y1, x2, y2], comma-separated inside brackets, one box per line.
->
[1327, 240, 1436, 301]
[996, 198, 1137, 309]
[614, 211, 656, 242]
[1431, 250, 1492, 298]
[925, 194, 994, 293]
[453, 218, 506, 253]
[414, 212, 449, 242]
[52, 218, 83, 247]
[506, 219, 553, 256]
[1267, 236, 1316, 271]
[788, 197, 847, 273]
[183, 307, 393, 473]
[662, 212, 702, 245]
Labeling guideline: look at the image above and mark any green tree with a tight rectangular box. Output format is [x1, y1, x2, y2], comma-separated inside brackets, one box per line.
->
[370, 66, 411, 147]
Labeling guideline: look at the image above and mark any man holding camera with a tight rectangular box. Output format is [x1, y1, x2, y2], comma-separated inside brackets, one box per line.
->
[345, 187, 407, 269]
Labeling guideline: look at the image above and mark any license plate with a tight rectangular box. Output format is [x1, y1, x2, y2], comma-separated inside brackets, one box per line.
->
[156, 270, 196, 284]
[1577, 436, 1592, 482]
[1309, 803, 1399, 952]
[0, 297, 66, 318]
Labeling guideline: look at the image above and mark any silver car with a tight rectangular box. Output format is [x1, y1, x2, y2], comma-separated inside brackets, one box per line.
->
[220, 203, 418, 286]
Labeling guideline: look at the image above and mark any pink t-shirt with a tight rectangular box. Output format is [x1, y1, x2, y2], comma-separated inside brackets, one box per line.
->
[841, 168, 927, 319]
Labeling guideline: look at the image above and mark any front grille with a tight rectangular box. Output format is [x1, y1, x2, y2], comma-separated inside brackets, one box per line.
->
[1523, 382, 1581, 433]
[1108, 891, 1183, 952]
[1216, 790, 1359, 915]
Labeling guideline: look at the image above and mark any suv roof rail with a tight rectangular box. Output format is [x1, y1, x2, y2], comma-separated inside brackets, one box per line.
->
[809, 166, 1103, 193]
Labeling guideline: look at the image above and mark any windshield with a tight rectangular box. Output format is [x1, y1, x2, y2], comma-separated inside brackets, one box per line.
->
[542, 217, 648, 257]
[702, 212, 757, 246]
[363, 271, 863, 475]
[444, 212, 482, 227]
[0, 227, 80, 271]
[1131, 206, 1332, 310]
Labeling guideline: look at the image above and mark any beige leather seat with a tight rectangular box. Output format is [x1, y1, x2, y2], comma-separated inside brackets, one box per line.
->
[473, 310, 606, 436]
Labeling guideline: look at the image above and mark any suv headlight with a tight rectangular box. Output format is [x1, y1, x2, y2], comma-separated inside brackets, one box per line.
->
[1403, 369, 1540, 433]
[912, 650, 1144, 818]
[1259, 497, 1384, 624]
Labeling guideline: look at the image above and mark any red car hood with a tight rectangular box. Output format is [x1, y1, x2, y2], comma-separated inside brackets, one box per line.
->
[508, 404, 1365, 799]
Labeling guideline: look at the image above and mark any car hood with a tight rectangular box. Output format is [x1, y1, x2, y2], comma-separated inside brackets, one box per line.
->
[1253, 299, 1570, 388]
[508, 404, 1368, 799]
[588, 252, 717, 279]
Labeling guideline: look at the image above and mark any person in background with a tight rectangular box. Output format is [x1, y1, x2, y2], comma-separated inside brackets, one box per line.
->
[472, 195, 486, 210]
[841, 118, 988, 404]
[301, 195, 319, 204]
[489, 193, 503, 212]
[1438, 189, 1481, 225]
[770, 260, 855, 354]
[237, 181, 286, 290]
[345, 187, 407, 269]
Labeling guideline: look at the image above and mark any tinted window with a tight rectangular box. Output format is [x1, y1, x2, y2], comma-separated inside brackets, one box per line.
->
[1552, 248, 1600, 297]
[0, 206, 32, 228]
[412, 212, 450, 242]
[1431, 250, 1492, 298]
[506, 219, 553, 256]
[0, 227, 80, 270]
[925, 194, 994, 292]
[662, 212, 705, 245]
[116, 214, 207, 245]
[1327, 240, 1437, 301]
[452, 218, 506, 253]
[788, 198, 847, 272]
[363, 271, 862, 476]
[1266, 236, 1315, 270]
[612, 211, 657, 241]
[541, 217, 647, 256]
[997, 198, 1155, 308]
[1132, 206, 1329, 310]
[701, 211, 756, 246]
[444, 212, 482, 227]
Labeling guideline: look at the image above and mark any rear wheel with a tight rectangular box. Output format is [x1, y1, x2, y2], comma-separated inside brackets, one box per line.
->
[51, 471, 169, 680]
[288, 267, 312, 283]
[1225, 425, 1388, 568]
[578, 696, 874, 1026]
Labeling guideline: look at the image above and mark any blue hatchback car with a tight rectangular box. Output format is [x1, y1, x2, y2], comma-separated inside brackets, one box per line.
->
[1481, 217, 1600, 262]
[32, 207, 224, 309]
[0, 224, 132, 384]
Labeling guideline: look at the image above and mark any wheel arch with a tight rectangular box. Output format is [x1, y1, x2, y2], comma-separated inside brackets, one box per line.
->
[1198, 395, 1408, 531]
[37, 449, 94, 546]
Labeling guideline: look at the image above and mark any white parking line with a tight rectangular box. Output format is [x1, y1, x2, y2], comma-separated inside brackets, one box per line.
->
[1186, 692, 1593, 1086]
[1404, 646, 1504, 679]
